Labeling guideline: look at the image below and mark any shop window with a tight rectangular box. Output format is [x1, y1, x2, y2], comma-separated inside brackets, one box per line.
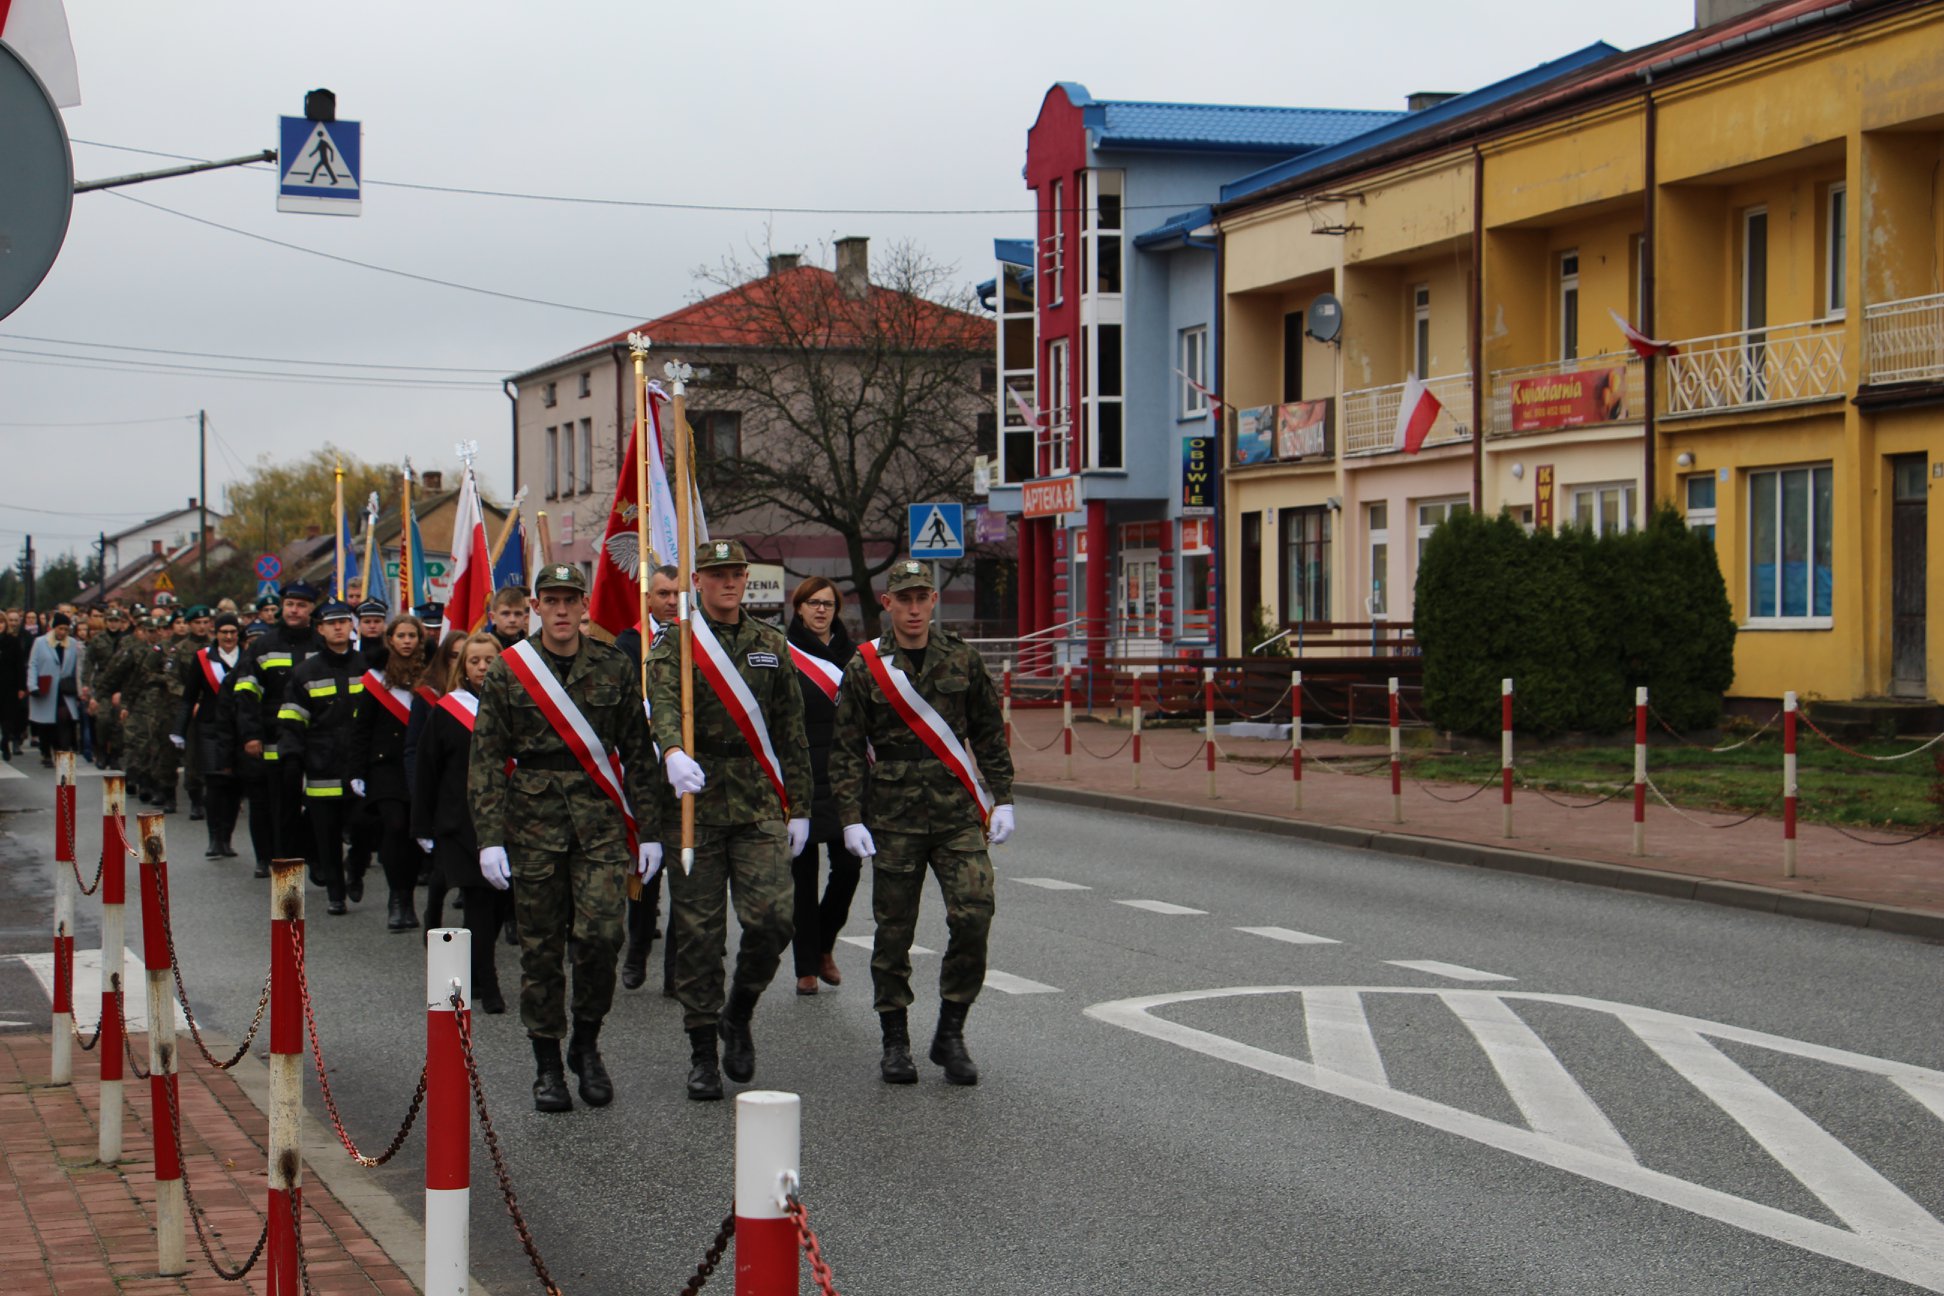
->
[1570, 482, 1635, 536]
[1748, 465, 1833, 625]
[1281, 506, 1331, 623]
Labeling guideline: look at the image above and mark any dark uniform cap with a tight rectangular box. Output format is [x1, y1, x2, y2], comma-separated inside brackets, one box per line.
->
[315, 600, 356, 623]
[104, 606, 127, 621]
[213, 613, 241, 631]
[280, 580, 320, 603]
[257, 595, 280, 611]
[885, 559, 935, 593]
[532, 563, 589, 594]
[186, 604, 212, 619]
[245, 620, 273, 639]
[414, 600, 446, 626]
[695, 539, 748, 570]
[356, 599, 388, 618]
[131, 603, 148, 617]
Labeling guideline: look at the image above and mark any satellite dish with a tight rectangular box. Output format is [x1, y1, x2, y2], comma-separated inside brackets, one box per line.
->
[1305, 293, 1343, 345]
[0, 42, 74, 322]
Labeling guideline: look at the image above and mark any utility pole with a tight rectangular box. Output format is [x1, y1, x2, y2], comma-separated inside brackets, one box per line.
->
[198, 410, 208, 588]
[22, 535, 34, 611]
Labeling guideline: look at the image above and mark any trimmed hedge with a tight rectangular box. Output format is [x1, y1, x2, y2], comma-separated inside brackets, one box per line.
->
[1415, 507, 1734, 738]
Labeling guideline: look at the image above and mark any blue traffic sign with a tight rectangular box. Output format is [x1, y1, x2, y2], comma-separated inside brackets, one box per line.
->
[278, 116, 361, 215]
[254, 552, 282, 581]
[256, 579, 281, 602]
[907, 502, 965, 560]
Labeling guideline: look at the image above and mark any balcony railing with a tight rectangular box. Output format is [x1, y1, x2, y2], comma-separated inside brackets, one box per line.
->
[1663, 317, 1846, 416]
[1341, 373, 1473, 457]
[1488, 352, 1643, 438]
[1863, 293, 1944, 386]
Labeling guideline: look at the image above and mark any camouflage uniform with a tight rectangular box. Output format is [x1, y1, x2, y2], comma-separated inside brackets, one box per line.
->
[648, 549, 813, 1036]
[86, 623, 127, 768]
[829, 575, 1013, 1016]
[96, 628, 152, 786]
[134, 621, 181, 805]
[468, 588, 663, 1042]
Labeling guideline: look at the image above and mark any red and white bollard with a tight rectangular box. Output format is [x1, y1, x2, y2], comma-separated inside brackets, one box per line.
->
[1060, 664, 1074, 780]
[1632, 686, 1649, 857]
[1130, 668, 1144, 790]
[268, 860, 305, 1295]
[735, 1090, 801, 1296]
[139, 812, 186, 1276]
[1292, 670, 1304, 812]
[1501, 679, 1515, 840]
[51, 751, 76, 1085]
[425, 928, 471, 1296]
[100, 775, 128, 1164]
[1782, 691, 1799, 879]
[1001, 658, 1013, 749]
[1203, 668, 1218, 800]
[1388, 678, 1403, 824]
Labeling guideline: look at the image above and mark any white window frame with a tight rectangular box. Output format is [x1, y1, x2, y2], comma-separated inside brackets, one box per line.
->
[1746, 463, 1834, 629]
[1684, 473, 1717, 546]
[1558, 251, 1580, 362]
[544, 426, 559, 499]
[1411, 285, 1431, 380]
[1367, 501, 1390, 617]
[1632, 234, 1648, 325]
[1825, 183, 1847, 319]
[1415, 496, 1469, 562]
[577, 371, 591, 399]
[1742, 207, 1768, 332]
[1179, 326, 1209, 418]
[1047, 337, 1071, 476]
[1085, 169, 1123, 298]
[1047, 179, 1065, 306]
[578, 419, 594, 495]
[1569, 481, 1636, 537]
[560, 419, 577, 495]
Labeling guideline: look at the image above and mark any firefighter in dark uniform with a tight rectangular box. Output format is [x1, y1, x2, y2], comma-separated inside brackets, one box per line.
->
[231, 581, 322, 877]
[277, 600, 365, 914]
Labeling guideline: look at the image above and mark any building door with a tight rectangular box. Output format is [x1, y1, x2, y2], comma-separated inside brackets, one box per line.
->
[1120, 548, 1161, 652]
[1891, 455, 1927, 697]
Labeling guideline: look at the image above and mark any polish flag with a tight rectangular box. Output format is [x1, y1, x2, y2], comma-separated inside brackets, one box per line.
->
[1173, 369, 1225, 414]
[1006, 386, 1043, 426]
[1609, 309, 1679, 358]
[1392, 374, 1442, 456]
[444, 467, 493, 633]
[0, 0, 80, 107]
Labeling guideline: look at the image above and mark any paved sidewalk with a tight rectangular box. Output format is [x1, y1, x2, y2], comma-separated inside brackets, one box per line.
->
[0, 1029, 416, 1295]
[1007, 709, 1944, 936]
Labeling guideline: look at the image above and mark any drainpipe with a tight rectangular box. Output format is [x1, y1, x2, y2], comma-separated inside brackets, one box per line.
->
[1642, 84, 1659, 518]
[502, 380, 519, 496]
[1470, 147, 1486, 513]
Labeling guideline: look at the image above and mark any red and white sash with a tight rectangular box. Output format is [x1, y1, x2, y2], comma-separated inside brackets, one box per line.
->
[501, 641, 639, 850]
[689, 617, 790, 814]
[437, 690, 478, 732]
[789, 643, 843, 704]
[858, 639, 993, 825]
[361, 669, 413, 726]
[196, 647, 228, 694]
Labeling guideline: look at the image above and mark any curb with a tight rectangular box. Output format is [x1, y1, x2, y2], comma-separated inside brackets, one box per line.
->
[1014, 781, 1944, 943]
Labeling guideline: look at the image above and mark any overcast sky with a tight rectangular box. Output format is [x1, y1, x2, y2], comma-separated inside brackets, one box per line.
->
[3, 0, 1696, 562]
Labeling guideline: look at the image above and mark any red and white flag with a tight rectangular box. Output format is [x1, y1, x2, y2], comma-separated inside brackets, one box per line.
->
[1173, 368, 1225, 415]
[590, 383, 706, 637]
[1006, 386, 1043, 426]
[1608, 308, 1679, 359]
[789, 643, 843, 704]
[444, 467, 494, 634]
[1392, 373, 1442, 456]
[1, 0, 80, 107]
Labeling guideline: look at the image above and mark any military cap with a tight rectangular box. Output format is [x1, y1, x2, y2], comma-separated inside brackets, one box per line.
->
[695, 538, 749, 570]
[186, 604, 212, 619]
[213, 612, 241, 631]
[245, 620, 273, 640]
[531, 564, 589, 594]
[885, 559, 935, 593]
[414, 600, 447, 626]
[104, 605, 127, 621]
[280, 580, 320, 603]
[257, 595, 280, 611]
[356, 598, 389, 618]
[315, 599, 356, 623]
[131, 603, 149, 617]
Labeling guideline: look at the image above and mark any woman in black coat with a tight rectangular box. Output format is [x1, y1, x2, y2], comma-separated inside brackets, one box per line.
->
[785, 577, 862, 995]
[351, 615, 434, 932]
[411, 631, 507, 1012]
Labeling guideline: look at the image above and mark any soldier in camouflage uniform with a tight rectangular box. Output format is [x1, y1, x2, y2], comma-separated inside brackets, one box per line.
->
[649, 538, 812, 1102]
[97, 612, 154, 795]
[829, 559, 1017, 1086]
[164, 606, 214, 819]
[468, 563, 663, 1113]
[135, 613, 185, 811]
[85, 605, 129, 770]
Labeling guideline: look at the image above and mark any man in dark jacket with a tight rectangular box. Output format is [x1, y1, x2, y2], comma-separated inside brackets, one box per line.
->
[232, 582, 321, 876]
[278, 600, 364, 914]
[175, 613, 244, 857]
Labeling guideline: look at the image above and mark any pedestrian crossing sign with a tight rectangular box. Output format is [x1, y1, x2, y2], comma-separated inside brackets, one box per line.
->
[277, 116, 361, 216]
[907, 502, 965, 559]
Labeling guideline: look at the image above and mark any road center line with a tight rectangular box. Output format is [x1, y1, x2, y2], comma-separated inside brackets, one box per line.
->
[1237, 926, 1340, 946]
[1010, 877, 1092, 891]
[1117, 899, 1208, 916]
[1386, 959, 1514, 983]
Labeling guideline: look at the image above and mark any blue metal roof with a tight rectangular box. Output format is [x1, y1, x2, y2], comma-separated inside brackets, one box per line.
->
[1218, 43, 1622, 204]
[1133, 205, 1215, 249]
[994, 238, 1034, 267]
[1058, 81, 1404, 155]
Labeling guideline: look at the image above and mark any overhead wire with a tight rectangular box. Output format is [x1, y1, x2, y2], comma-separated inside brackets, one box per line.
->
[0, 413, 198, 429]
[0, 332, 514, 375]
[0, 349, 493, 392]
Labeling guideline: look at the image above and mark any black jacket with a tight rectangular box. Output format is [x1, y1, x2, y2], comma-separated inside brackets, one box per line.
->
[410, 688, 483, 887]
[177, 644, 242, 773]
[786, 616, 855, 842]
[233, 620, 323, 768]
[277, 646, 365, 795]
[349, 664, 420, 803]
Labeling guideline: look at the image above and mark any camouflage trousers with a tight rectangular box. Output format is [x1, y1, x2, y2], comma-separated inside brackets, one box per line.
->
[92, 703, 121, 769]
[510, 836, 629, 1040]
[667, 819, 792, 1032]
[870, 825, 995, 1014]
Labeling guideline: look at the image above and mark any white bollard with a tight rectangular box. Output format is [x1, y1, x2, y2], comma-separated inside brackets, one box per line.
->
[735, 1091, 802, 1295]
[1632, 686, 1648, 857]
[425, 929, 471, 1296]
[1501, 679, 1515, 840]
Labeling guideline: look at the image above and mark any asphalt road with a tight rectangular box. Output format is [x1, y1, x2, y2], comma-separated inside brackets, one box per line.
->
[4, 757, 1943, 1295]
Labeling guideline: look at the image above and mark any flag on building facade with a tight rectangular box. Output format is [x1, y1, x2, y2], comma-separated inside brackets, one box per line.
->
[1608, 308, 1679, 359]
[444, 467, 493, 633]
[1392, 373, 1442, 456]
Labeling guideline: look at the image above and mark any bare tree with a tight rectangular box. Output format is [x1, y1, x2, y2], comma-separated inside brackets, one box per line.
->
[686, 241, 990, 635]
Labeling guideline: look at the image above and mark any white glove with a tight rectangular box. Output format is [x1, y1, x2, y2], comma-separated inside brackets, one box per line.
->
[787, 817, 811, 857]
[479, 846, 511, 891]
[842, 823, 876, 859]
[987, 804, 1016, 846]
[416, 837, 435, 855]
[664, 749, 707, 796]
[637, 840, 663, 883]
[350, 778, 366, 798]
[168, 733, 185, 750]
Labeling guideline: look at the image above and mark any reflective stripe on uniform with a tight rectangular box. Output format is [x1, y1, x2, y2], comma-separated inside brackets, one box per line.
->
[305, 681, 337, 697]
[348, 681, 365, 693]
[305, 779, 342, 798]
[234, 678, 262, 696]
[262, 750, 280, 761]
[278, 704, 309, 725]
[260, 653, 293, 667]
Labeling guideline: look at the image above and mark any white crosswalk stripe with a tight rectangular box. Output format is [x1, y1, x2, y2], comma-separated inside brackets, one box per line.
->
[1009, 877, 1092, 891]
[1237, 925, 1340, 945]
[1116, 899, 1207, 916]
[983, 970, 1059, 995]
[1386, 959, 1514, 982]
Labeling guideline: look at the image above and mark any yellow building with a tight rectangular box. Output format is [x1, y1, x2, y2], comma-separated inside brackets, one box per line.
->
[1214, 0, 1943, 706]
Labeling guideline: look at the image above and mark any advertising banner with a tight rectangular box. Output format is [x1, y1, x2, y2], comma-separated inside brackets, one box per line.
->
[1510, 364, 1629, 432]
[1275, 400, 1329, 460]
[1181, 436, 1214, 514]
[1021, 476, 1080, 519]
[1233, 405, 1276, 465]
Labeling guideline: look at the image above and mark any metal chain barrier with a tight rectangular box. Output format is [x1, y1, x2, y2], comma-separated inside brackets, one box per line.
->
[785, 1191, 842, 1296]
[1071, 729, 1133, 761]
[1822, 820, 1944, 847]
[150, 861, 274, 1069]
[678, 1212, 736, 1295]
[1230, 747, 1294, 776]
[1153, 738, 1210, 770]
[1651, 705, 1782, 754]
[1521, 781, 1630, 810]
[161, 1050, 271, 1282]
[449, 990, 564, 1295]
[290, 923, 427, 1167]
[1643, 776, 1780, 829]
[1307, 755, 1390, 777]
[121, 1020, 150, 1079]
[289, 1181, 316, 1296]
[1298, 685, 1349, 723]
[1014, 725, 1067, 752]
[1412, 767, 1504, 803]
[1799, 713, 1944, 763]
[1214, 682, 1295, 722]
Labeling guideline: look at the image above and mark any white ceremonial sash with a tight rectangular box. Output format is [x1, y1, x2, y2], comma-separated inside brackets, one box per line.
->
[858, 639, 993, 824]
[688, 617, 790, 814]
[501, 640, 638, 849]
[789, 643, 843, 703]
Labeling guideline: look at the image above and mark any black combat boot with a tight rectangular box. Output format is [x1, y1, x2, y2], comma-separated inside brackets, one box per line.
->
[204, 839, 224, 858]
[189, 797, 205, 821]
[879, 1009, 917, 1085]
[531, 1036, 572, 1113]
[719, 987, 758, 1084]
[686, 1026, 723, 1101]
[619, 942, 648, 991]
[387, 891, 417, 932]
[930, 1000, 979, 1086]
[345, 865, 364, 904]
[567, 1019, 613, 1107]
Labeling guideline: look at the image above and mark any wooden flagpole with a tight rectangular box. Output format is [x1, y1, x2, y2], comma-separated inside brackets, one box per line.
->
[666, 357, 697, 875]
[627, 332, 654, 898]
[533, 511, 552, 567]
[332, 458, 346, 600]
[399, 461, 416, 611]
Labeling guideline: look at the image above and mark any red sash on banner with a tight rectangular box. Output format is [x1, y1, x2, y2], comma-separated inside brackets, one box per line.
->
[689, 617, 790, 814]
[857, 639, 994, 825]
[789, 643, 843, 704]
[361, 670, 412, 726]
[437, 690, 478, 732]
[196, 647, 228, 694]
[501, 641, 639, 851]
